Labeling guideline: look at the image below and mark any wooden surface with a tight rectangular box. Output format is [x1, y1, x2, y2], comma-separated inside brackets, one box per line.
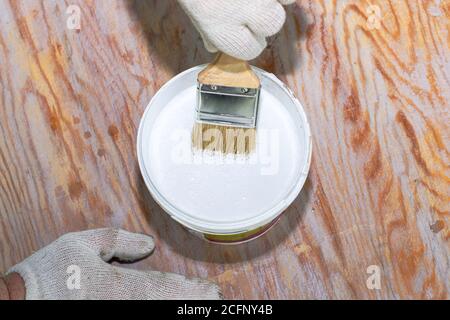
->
[0, 0, 448, 299]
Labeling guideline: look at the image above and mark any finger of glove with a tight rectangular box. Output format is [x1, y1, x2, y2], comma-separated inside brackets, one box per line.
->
[189, 16, 218, 53]
[75, 228, 155, 262]
[210, 25, 267, 61]
[198, 30, 218, 53]
[115, 267, 222, 300]
[246, 0, 287, 37]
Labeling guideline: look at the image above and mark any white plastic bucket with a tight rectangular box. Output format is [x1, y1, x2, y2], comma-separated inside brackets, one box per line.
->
[137, 65, 312, 244]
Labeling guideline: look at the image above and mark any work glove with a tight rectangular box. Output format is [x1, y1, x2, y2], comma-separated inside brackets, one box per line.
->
[178, 0, 296, 60]
[8, 228, 221, 300]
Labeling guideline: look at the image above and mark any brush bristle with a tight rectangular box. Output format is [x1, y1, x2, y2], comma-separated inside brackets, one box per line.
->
[192, 123, 256, 155]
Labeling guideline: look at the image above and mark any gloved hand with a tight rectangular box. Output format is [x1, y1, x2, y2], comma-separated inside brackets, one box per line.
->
[8, 228, 221, 300]
[178, 0, 296, 60]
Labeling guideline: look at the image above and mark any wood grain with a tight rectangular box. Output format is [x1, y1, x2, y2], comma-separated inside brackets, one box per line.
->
[0, 0, 448, 299]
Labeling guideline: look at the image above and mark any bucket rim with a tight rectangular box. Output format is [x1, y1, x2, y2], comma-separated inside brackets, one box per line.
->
[137, 65, 312, 234]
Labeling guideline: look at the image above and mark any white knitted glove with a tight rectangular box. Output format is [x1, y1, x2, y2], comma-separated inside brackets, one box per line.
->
[178, 0, 296, 60]
[8, 229, 221, 300]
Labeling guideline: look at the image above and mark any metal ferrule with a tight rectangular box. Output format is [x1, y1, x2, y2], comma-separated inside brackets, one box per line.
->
[197, 83, 261, 129]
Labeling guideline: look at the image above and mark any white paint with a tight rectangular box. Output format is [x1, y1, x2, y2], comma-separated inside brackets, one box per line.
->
[137, 66, 312, 235]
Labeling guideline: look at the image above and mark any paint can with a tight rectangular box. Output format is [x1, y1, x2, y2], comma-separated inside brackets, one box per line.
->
[137, 65, 312, 244]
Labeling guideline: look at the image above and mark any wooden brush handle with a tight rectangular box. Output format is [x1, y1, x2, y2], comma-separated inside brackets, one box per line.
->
[198, 53, 260, 89]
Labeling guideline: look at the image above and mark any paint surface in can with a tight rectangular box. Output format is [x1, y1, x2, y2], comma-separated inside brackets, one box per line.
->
[138, 66, 312, 244]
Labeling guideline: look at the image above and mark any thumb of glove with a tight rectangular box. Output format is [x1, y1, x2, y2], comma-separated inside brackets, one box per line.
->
[76, 228, 155, 262]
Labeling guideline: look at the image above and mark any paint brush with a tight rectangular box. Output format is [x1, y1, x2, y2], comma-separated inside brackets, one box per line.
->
[192, 53, 261, 155]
